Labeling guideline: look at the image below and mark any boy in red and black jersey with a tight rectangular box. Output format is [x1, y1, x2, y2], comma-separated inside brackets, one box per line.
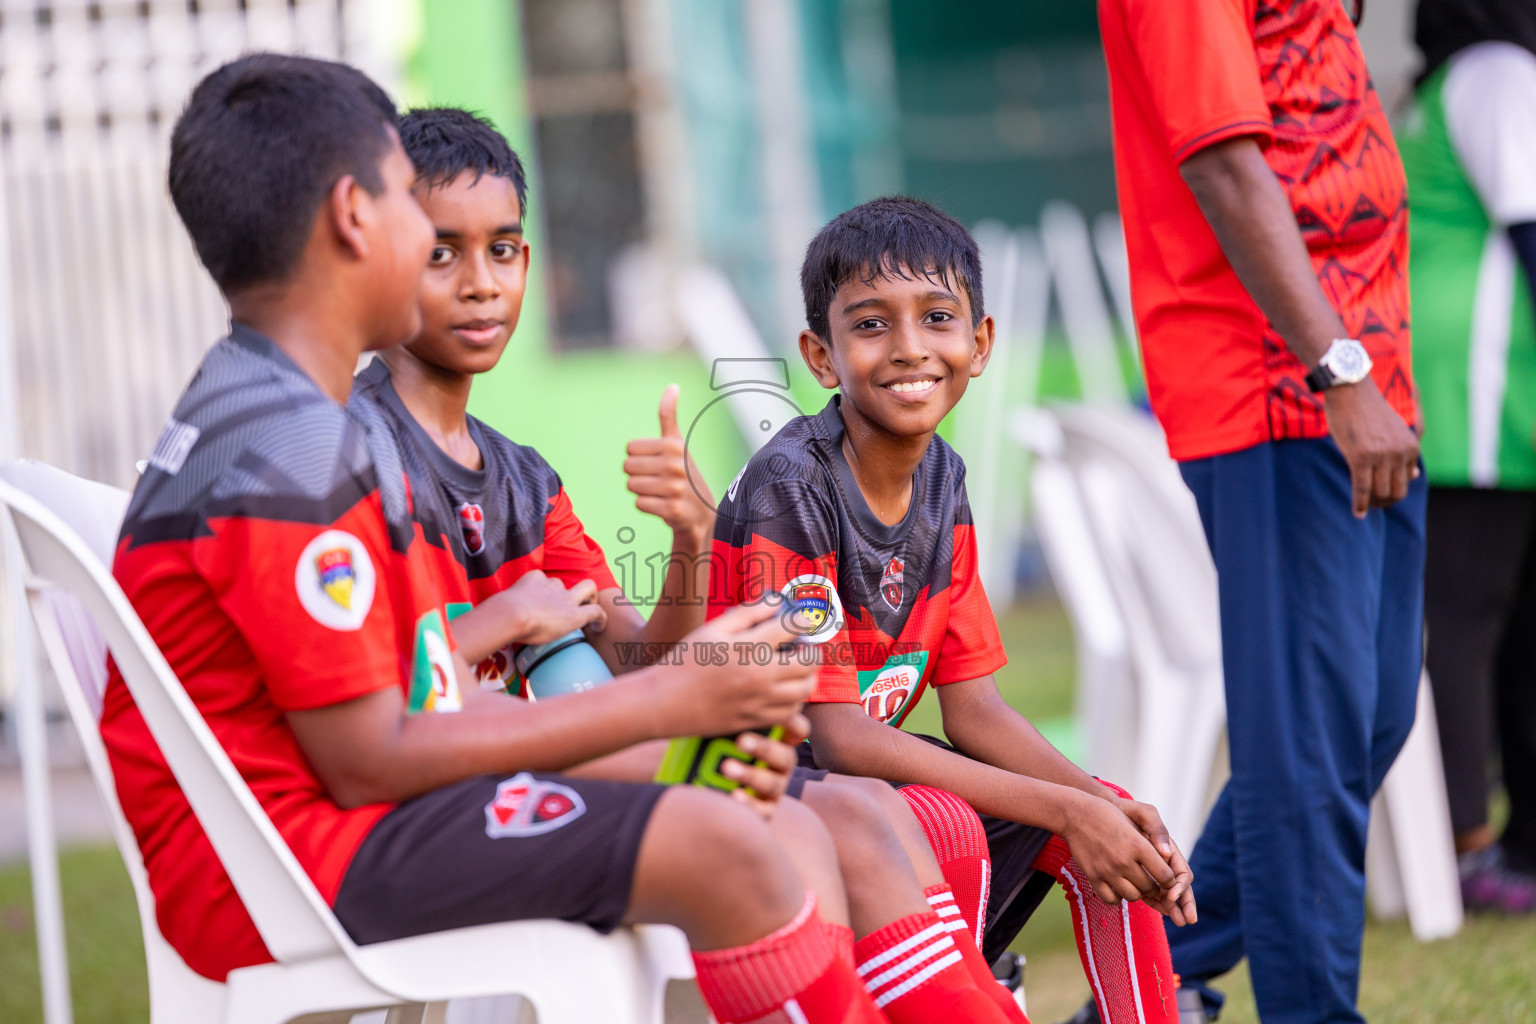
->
[350, 107, 1033, 1024]
[97, 57, 907, 1024]
[711, 197, 1198, 1024]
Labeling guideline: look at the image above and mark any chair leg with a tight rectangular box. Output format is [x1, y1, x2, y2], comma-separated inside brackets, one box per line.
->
[382, 1005, 446, 1024]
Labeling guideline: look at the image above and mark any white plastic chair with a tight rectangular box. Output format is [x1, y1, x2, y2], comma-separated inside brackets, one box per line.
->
[0, 461, 703, 1024]
[1013, 406, 1463, 941]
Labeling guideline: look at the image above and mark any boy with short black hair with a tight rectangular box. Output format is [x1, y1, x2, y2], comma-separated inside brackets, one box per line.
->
[359, 106, 1030, 1024]
[100, 55, 892, 1024]
[710, 195, 1197, 1024]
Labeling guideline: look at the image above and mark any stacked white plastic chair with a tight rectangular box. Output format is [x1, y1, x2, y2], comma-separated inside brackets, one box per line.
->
[0, 459, 704, 1024]
[1012, 405, 1464, 941]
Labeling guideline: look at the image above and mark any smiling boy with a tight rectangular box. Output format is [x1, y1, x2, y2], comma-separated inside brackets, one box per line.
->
[710, 196, 1197, 1024]
[354, 110, 1033, 1024]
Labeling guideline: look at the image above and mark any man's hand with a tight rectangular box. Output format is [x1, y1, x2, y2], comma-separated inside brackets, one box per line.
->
[1058, 792, 1183, 912]
[623, 384, 716, 547]
[720, 712, 811, 820]
[650, 602, 816, 738]
[1325, 381, 1421, 519]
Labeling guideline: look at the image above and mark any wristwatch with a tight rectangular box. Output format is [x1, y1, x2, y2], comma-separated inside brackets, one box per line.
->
[1304, 339, 1373, 393]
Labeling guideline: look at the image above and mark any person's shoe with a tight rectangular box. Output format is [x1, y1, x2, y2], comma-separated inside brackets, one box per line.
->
[1460, 845, 1536, 914]
[991, 951, 1025, 991]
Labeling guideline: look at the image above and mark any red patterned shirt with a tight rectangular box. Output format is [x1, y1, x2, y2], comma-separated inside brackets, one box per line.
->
[1100, 0, 1416, 460]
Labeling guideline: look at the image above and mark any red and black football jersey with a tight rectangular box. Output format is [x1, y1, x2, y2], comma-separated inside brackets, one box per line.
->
[354, 360, 616, 692]
[99, 325, 462, 981]
[707, 396, 1005, 727]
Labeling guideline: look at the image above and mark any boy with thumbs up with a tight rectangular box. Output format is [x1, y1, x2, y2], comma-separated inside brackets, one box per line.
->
[358, 107, 1032, 1024]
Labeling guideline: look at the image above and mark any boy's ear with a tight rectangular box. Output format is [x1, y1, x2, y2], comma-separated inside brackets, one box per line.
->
[326, 174, 370, 263]
[798, 329, 840, 390]
[969, 314, 996, 379]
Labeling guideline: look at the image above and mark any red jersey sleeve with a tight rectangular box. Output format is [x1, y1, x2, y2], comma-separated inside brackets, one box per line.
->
[193, 496, 404, 712]
[541, 485, 619, 592]
[709, 480, 860, 705]
[932, 515, 1007, 686]
[1118, 0, 1273, 161]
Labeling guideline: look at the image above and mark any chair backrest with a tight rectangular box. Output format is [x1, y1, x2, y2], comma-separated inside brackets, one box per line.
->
[0, 472, 355, 967]
[1049, 406, 1220, 675]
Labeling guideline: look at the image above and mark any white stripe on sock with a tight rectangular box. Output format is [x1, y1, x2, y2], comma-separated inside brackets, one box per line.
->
[784, 998, 809, 1024]
[977, 858, 991, 946]
[942, 919, 969, 933]
[855, 922, 947, 976]
[927, 891, 956, 906]
[934, 904, 962, 917]
[865, 936, 956, 992]
[1121, 900, 1148, 1024]
[872, 951, 966, 1008]
[1059, 868, 1111, 1024]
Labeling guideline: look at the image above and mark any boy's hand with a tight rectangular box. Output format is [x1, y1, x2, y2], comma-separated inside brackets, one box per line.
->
[1113, 797, 1197, 925]
[490, 570, 607, 646]
[623, 384, 716, 547]
[1059, 792, 1184, 915]
[720, 712, 811, 820]
[652, 602, 816, 737]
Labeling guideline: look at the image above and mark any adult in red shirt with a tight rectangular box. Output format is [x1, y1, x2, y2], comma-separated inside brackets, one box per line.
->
[1098, 2, 1424, 1021]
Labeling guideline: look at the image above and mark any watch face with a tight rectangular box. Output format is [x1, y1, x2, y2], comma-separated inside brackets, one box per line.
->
[1327, 340, 1371, 383]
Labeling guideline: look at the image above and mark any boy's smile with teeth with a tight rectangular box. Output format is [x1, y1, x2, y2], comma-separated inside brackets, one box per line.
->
[884, 377, 940, 395]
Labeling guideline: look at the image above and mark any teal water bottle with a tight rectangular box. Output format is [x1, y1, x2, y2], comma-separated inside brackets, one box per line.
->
[514, 630, 613, 699]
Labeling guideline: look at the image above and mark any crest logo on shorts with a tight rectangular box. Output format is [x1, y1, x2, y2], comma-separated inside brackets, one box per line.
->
[457, 501, 486, 556]
[780, 574, 842, 642]
[295, 530, 376, 631]
[880, 557, 904, 612]
[484, 772, 587, 838]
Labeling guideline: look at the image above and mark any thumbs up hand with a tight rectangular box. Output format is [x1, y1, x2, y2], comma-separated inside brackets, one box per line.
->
[623, 384, 716, 548]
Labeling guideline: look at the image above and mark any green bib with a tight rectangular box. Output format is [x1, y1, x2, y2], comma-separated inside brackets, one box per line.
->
[1401, 68, 1536, 488]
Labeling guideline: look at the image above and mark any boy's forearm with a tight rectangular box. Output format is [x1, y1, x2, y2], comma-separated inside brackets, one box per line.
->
[291, 668, 675, 807]
[806, 704, 1091, 833]
[940, 685, 1113, 803]
[450, 597, 528, 664]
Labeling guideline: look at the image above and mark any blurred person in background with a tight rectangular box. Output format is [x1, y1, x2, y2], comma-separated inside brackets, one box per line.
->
[1097, 1, 1422, 1021]
[1400, 0, 1536, 915]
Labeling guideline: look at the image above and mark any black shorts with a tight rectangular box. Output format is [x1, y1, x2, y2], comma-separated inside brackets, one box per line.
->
[799, 736, 1055, 963]
[334, 772, 667, 945]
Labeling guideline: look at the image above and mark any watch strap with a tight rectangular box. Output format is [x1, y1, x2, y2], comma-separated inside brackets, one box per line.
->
[1304, 363, 1336, 393]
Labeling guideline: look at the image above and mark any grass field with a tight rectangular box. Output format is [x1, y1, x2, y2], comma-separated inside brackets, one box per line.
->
[1, 598, 1533, 1023]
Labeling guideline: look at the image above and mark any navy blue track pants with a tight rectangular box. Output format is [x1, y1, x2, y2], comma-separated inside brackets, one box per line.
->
[1166, 437, 1426, 1024]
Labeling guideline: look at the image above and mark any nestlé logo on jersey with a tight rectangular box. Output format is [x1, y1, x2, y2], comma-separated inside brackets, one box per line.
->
[880, 557, 904, 612]
[484, 772, 587, 838]
[456, 501, 486, 556]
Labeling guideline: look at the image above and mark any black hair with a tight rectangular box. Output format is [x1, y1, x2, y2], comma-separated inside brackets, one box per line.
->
[398, 107, 528, 218]
[168, 53, 397, 293]
[800, 196, 984, 341]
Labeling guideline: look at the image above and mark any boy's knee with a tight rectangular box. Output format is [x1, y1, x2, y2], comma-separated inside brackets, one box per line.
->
[652, 786, 802, 909]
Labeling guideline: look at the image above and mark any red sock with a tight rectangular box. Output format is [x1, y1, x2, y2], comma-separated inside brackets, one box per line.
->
[691, 893, 884, 1024]
[927, 884, 1031, 1023]
[853, 910, 1015, 1024]
[1032, 835, 1179, 1024]
[900, 785, 991, 941]
[825, 920, 856, 968]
